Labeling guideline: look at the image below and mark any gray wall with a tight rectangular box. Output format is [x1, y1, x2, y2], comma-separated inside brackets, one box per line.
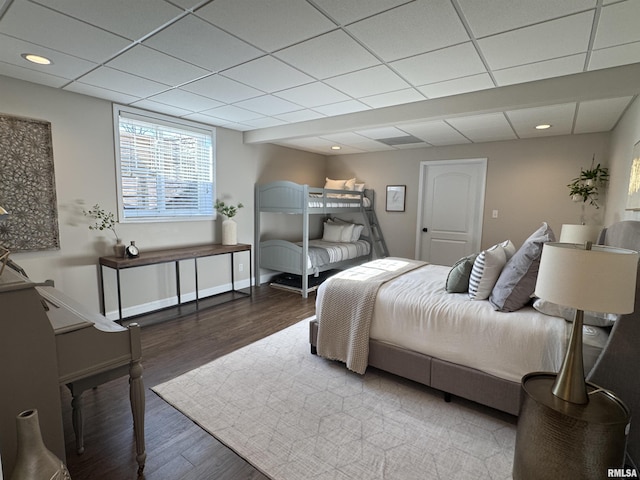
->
[326, 133, 611, 258]
[0, 75, 324, 317]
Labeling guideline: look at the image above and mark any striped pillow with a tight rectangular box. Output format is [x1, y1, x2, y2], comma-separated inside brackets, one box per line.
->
[469, 244, 507, 300]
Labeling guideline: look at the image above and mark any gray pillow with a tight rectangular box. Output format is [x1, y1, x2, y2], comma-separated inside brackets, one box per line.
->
[489, 222, 556, 312]
[446, 253, 478, 293]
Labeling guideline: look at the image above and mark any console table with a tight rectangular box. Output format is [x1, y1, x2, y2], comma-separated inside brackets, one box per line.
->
[99, 243, 251, 321]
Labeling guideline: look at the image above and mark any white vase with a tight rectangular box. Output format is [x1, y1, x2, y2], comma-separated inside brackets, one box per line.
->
[10, 409, 70, 480]
[113, 239, 126, 258]
[222, 218, 237, 245]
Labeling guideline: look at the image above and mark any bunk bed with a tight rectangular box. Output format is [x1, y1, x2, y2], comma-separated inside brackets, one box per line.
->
[255, 180, 387, 297]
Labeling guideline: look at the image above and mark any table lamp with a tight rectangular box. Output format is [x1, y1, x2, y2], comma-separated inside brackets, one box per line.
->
[559, 224, 602, 244]
[534, 242, 638, 403]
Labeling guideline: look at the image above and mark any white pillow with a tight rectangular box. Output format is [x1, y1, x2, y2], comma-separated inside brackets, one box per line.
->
[469, 244, 507, 300]
[532, 298, 620, 327]
[344, 178, 356, 190]
[323, 222, 344, 242]
[499, 239, 517, 260]
[325, 177, 347, 190]
[327, 218, 364, 242]
[340, 223, 355, 242]
[354, 183, 365, 192]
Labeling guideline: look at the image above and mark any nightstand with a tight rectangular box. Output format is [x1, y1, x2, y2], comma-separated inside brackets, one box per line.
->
[513, 372, 630, 480]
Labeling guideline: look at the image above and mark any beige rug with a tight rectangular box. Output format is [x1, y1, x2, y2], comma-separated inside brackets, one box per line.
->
[153, 319, 516, 480]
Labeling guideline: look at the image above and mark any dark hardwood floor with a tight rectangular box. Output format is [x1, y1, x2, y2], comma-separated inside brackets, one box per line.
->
[61, 286, 316, 480]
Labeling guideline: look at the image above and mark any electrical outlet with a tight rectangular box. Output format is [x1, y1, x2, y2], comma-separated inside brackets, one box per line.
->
[492, 209, 499, 219]
[238, 263, 244, 272]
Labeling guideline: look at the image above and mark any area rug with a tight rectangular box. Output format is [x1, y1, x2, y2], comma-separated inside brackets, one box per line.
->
[152, 319, 516, 480]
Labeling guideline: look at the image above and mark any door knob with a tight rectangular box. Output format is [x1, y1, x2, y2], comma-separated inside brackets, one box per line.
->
[422, 227, 428, 232]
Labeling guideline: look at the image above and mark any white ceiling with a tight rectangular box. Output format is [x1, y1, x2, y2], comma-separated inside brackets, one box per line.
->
[1, 0, 639, 155]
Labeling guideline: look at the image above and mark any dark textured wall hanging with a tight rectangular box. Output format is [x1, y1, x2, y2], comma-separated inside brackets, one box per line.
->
[0, 114, 60, 251]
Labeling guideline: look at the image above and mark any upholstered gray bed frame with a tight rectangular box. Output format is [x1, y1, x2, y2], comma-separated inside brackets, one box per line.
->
[309, 220, 640, 467]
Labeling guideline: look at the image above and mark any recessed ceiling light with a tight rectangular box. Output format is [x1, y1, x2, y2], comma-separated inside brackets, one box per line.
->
[21, 53, 52, 65]
[535, 124, 552, 130]
[331, 145, 341, 150]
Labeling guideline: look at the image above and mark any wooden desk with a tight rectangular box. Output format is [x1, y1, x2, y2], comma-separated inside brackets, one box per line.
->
[99, 243, 252, 321]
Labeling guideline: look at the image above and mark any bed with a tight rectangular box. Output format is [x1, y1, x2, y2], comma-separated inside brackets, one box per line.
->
[309, 220, 640, 467]
[255, 180, 386, 297]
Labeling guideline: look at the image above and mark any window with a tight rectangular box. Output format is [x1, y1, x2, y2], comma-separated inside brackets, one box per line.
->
[113, 105, 215, 222]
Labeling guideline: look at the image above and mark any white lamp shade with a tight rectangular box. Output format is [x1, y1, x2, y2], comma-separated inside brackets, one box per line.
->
[535, 243, 638, 314]
[559, 224, 602, 244]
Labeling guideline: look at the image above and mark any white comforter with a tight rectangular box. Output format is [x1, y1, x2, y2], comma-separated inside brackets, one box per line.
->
[318, 263, 608, 383]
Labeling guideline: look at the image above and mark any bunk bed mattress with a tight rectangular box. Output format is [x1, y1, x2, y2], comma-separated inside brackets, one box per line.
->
[308, 193, 372, 208]
[317, 263, 608, 383]
[298, 239, 370, 268]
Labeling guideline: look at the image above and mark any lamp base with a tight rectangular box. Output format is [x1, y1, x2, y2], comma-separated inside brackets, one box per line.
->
[513, 373, 629, 480]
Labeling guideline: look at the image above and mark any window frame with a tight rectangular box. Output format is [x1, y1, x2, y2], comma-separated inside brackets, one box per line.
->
[113, 104, 216, 224]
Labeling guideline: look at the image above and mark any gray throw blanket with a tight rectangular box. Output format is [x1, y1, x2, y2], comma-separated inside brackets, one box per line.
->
[317, 258, 426, 374]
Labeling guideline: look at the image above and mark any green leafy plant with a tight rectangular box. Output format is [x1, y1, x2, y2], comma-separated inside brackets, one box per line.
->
[567, 156, 609, 209]
[83, 204, 119, 240]
[215, 200, 244, 218]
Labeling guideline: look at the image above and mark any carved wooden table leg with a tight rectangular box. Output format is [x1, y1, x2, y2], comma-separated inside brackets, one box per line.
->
[69, 387, 85, 454]
[129, 358, 146, 475]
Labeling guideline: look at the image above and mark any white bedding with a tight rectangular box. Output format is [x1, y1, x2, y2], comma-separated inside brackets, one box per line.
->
[317, 263, 608, 383]
[299, 239, 371, 268]
[308, 193, 372, 208]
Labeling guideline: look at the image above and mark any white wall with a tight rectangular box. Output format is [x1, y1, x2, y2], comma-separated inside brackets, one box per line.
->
[327, 133, 611, 258]
[605, 97, 640, 225]
[0, 75, 324, 317]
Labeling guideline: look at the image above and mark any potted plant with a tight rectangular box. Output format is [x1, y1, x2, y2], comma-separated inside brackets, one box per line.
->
[567, 156, 609, 209]
[215, 200, 243, 245]
[83, 204, 125, 257]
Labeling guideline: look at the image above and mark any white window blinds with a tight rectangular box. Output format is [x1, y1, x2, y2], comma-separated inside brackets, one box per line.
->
[114, 106, 215, 222]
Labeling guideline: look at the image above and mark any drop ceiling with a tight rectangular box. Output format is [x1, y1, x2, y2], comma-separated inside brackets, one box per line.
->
[1, 0, 639, 155]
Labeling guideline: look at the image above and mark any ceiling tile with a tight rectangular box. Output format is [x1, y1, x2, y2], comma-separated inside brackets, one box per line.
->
[38, 0, 184, 41]
[355, 126, 409, 139]
[200, 105, 264, 122]
[242, 117, 288, 128]
[147, 89, 223, 111]
[360, 88, 425, 108]
[391, 43, 486, 86]
[312, 100, 370, 116]
[0, 33, 97, 80]
[196, 0, 335, 52]
[506, 103, 576, 138]
[107, 45, 210, 86]
[312, 0, 411, 25]
[63, 82, 141, 104]
[275, 109, 326, 123]
[222, 56, 313, 93]
[130, 99, 193, 117]
[417, 73, 494, 98]
[0, 61, 69, 88]
[325, 65, 410, 98]
[143, 14, 261, 71]
[346, 0, 469, 62]
[457, 0, 597, 38]
[234, 95, 301, 115]
[493, 54, 586, 86]
[478, 12, 594, 70]
[0, 1, 131, 62]
[446, 113, 517, 142]
[274, 30, 379, 79]
[275, 82, 350, 108]
[77, 67, 169, 97]
[181, 74, 263, 103]
[320, 131, 395, 151]
[399, 120, 471, 146]
[588, 42, 640, 71]
[593, 1, 640, 49]
[574, 97, 633, 133]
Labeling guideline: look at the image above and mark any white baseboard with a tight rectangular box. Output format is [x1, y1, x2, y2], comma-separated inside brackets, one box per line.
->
[105, 278, 252, 321]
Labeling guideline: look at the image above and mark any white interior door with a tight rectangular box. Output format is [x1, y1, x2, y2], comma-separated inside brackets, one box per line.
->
[416, 159, 487, 266]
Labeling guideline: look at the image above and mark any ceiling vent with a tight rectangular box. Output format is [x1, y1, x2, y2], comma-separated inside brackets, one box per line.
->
[376, 135, 425, 146]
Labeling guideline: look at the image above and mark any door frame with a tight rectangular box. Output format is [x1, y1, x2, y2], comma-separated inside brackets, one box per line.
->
[414, 158, 487, 260]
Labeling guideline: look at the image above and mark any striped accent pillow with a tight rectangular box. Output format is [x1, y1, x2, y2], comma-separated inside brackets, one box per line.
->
[469, 244, 508, 300]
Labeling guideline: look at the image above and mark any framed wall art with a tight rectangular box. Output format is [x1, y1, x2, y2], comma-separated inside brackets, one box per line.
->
[386, 185, 406, 212]
[0, 114, 60, 251]
[626, 140, 640, 211]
